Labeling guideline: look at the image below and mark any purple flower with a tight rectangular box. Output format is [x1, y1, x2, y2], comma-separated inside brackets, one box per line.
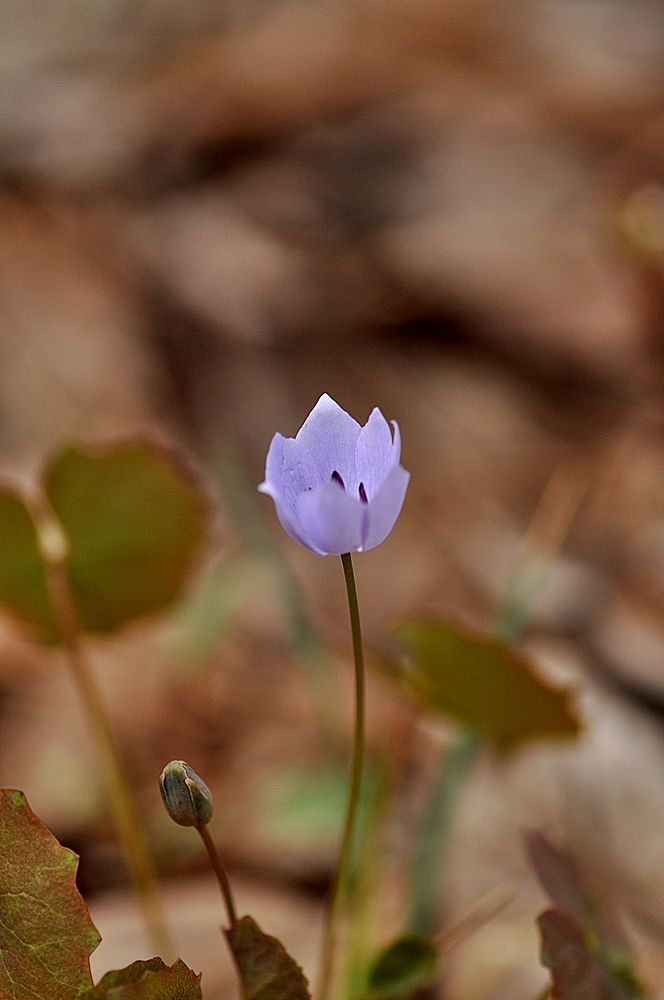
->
[259, 394, 410, 556]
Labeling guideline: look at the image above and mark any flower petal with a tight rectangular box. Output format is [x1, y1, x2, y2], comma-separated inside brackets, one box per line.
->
[269, 495, 327, 555]
[361, 463, 410, 551]
[297, 480, 364, 555]
[355, 409, 400, 501]
[259, 433, 322, 514]
[296, 394, 361, 491]
[258, 433, 326, 554]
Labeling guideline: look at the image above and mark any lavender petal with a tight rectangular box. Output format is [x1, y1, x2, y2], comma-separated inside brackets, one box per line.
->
[258, 433, 285, 497]
[271, 496, 327, 555]
[295, 394, 361, 492]
[297, 480, 364, 555]
[355, 409, 399, 501]
[259, 433, 322, 507]
[362, 464, 410, 551]
[259, 433, 326, 554]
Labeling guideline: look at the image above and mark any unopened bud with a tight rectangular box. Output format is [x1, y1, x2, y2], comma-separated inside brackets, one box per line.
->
[159, 760, 213, 827]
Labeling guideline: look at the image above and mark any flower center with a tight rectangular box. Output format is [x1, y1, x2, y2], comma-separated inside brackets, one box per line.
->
[331, 471, 368, 504]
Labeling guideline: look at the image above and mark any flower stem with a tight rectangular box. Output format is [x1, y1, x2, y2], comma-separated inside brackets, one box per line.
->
[36, 511, 174, 960]
[317, 552, 366, 1000]
[197, 823, 238, 927]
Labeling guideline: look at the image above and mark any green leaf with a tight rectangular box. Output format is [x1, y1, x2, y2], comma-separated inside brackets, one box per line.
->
[225, 915, 311, 1000]
[367, 937, 438, 998]
[0, 489, 59, 644]
[391, 618, 579, 749]
[85, 958, 202, 999]
[539, 909, 632, 1000]
[45, 440, 210, 636]
[0, 788, 100, 999]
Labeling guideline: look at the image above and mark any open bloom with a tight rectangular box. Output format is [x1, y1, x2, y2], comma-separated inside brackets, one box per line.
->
[259, 394, 410, 556]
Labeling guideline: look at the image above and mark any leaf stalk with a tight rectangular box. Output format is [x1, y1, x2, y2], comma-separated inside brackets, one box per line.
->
[37, 508, 173, 960]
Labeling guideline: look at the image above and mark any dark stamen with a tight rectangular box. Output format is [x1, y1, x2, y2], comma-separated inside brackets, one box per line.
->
[331, 471, 345, 490]
[358, 482, 368, 504]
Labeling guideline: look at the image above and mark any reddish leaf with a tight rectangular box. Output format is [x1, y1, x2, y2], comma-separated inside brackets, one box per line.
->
[0, 788, 100, 999]
[87, 959, 202, 999]
[225, 916, 311, 1000]
[85, 959, 167, 998]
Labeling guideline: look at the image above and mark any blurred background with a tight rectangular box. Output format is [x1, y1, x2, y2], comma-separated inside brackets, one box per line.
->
[4, 0, 664, 996]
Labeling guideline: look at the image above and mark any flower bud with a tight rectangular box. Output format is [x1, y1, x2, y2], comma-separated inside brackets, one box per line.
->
[159, 760, 213, 827]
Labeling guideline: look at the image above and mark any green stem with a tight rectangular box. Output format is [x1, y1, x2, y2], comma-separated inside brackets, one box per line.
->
[197, 823, 238, 927]
[317, 553, 366, 1000]
[38, 515, 173, 960]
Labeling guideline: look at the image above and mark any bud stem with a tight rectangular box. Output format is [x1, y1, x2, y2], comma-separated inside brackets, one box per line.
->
[197, 823, 238, 926]
[317, 552, 366, 1000]
[35, 503, 174, 961]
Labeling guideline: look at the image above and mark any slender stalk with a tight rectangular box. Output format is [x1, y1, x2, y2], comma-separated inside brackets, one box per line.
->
[37, 514, 173, 960]
[317, 552, 366, 1000]
[197, 824, 238, 927]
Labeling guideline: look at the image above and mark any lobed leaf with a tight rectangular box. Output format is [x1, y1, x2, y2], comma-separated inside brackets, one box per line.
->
[45, 441, 210, 636]
[367, 936, 438, 998]
[225, 915, 311, 1000]
[84, 958, 167, 998]
[391, 618, 579, 749]
[0, 788, 100, 999]
[85, 958, 202, 999]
